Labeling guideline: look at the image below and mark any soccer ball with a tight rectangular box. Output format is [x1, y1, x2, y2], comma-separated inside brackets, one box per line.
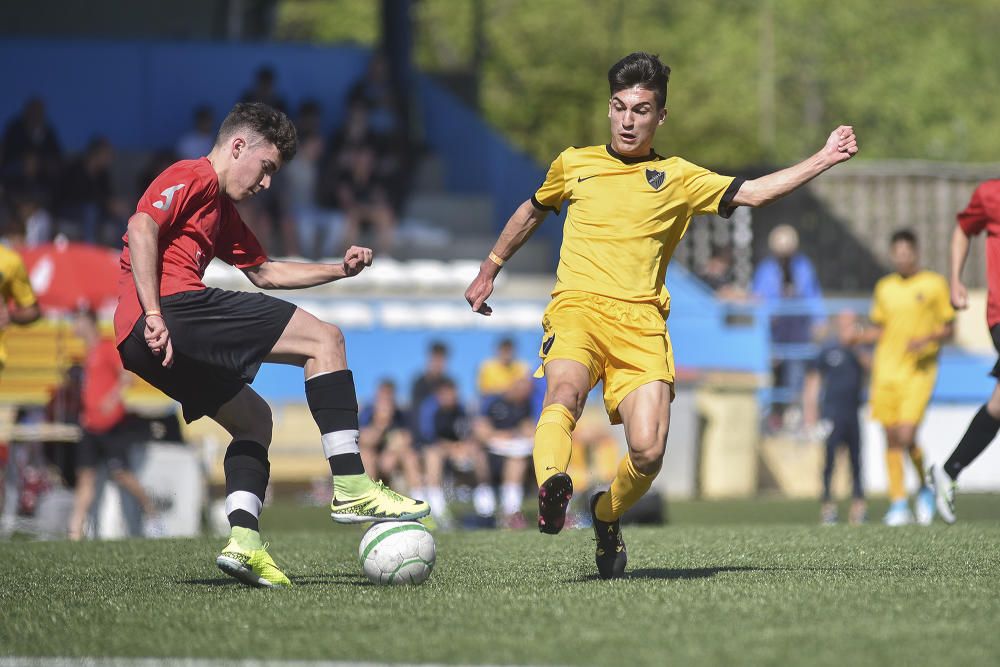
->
[359, 521, 436, 585]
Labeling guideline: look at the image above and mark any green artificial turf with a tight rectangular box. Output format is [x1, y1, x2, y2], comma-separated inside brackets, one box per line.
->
[2, 496, 999, 666]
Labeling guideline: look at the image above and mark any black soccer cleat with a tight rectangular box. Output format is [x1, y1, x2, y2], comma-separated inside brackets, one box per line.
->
[537, 472, 574, 534]
[590, 491, 627, 580]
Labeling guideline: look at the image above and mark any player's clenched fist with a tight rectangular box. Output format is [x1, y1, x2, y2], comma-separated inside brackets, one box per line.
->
[342, 246, 373, 277]
[823, 125, 858, 166]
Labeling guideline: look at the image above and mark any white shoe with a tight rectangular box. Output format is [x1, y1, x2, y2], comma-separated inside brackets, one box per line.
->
[883, 500, 914, 526]
[914, 486, 935, 526]
[928, 464, 956, 525]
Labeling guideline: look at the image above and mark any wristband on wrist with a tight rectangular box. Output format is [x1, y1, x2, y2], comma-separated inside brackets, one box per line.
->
[488, 251, 505, 267]
[145, 309, 162, 317]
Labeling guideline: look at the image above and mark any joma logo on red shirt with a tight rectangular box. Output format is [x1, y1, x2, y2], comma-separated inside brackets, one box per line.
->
[152, 184, 186, 211]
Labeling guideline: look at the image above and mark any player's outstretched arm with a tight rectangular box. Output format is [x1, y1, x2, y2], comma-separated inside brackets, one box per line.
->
[732, 126, 858, 208]
[242, 245, 373, 289]
[464, 199, 548, 316]
[950, 225, 972, 309]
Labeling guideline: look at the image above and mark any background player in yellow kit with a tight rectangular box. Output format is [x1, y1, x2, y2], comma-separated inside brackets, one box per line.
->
[464, 52, 858, 579]
[0, 243, 41, 517]
[866, 229, 954, 526]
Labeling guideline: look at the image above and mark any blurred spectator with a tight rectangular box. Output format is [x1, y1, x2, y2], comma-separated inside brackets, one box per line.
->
[416, 378, 494, 525]
[4, 148, 54, 245]
[752, 224, 825, 429]
[67, 309, 159, 540]
[1, 97, 62, 181]
[279, 132, 342, 259]
[697, 247, 746, 301]
[240, 65, 287, 113]
[54, 136, 127, 246]
[477, 337, 530, 402]
[8, 194, 52, 247]
[136, 149, 180, 195]
[410, 341, 453, 424]
[359, 379, 421, 494]
[324, 97, 399, 255]
[175, 105, 215, 160]
[474, 376, 535, 528]
[803, 310, 869, 525]
[294, 99, 324, 137]
[349, 52, 403, 139]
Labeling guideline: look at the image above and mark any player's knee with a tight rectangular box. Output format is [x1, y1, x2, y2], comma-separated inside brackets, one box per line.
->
[628, 425, 667, 472]
[548, 382, 586, 417]
[236, 400, 273, 447]
[316, 322, 347, 365]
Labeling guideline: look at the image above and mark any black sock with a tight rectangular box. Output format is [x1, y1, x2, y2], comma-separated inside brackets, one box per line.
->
[944, 405, 1000, 480]
[224, 440, 270, 531]
[305, 370, 365, 476]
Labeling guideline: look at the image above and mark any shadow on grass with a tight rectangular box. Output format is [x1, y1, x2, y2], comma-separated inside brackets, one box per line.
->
[576, 563, 930, 582]
[179, 572, 373, 587]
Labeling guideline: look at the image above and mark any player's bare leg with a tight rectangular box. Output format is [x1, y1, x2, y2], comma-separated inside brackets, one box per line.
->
[883, 425, 913, 526]
[268, 307, 428, 522]
[68, 467, 98, 541]
[590, 381, 671, 579]
[535, 359, 590, 534]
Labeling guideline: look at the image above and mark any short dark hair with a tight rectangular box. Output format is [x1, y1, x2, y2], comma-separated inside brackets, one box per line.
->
[216, 102, 298, 163]
[608, 52, 671, 109]
[430, 341, 448, 356]
[498, 337, 514, 350]
[890, 228, 918, 247]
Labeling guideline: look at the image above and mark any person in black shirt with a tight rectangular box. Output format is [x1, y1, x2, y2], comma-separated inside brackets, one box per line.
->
[416, 378, 494, 524]
[804, 310, 869, 524]
[475, 376, 536, 528]
[359, 379, 420, 495]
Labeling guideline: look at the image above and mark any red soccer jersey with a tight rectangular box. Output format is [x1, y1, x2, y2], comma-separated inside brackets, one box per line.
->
[81, 338, 126, 433]
[114, 158, 268, 345]
[957, 179, 1000, 328]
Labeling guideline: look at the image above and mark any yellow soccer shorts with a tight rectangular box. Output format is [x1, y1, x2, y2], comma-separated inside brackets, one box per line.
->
[534, 291, 675, 424]
[870, 369, 937, 427]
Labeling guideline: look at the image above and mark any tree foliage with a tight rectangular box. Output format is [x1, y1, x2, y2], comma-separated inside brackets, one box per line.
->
[278, 0, 1000, 168]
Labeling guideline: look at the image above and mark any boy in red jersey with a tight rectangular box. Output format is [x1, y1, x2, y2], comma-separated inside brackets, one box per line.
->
[929, 179, 1000, 524]
[68, 308, 159, 541]
[116, 103, 427, 588]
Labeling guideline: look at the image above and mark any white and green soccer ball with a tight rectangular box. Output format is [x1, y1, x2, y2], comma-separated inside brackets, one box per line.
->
[359, 521, 436, 585]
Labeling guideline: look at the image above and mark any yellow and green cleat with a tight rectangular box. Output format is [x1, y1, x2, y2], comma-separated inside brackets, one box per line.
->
[330, 480, 430, 524]
[216, 538, 292, 588]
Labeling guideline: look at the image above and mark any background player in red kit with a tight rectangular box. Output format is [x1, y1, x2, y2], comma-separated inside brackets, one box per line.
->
[116, 102, 428, 588]
[68, 308, 159, 541]
[929, 179, 1000, 523]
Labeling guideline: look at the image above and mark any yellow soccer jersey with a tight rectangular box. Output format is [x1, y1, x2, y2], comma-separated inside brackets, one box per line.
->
[870, 270, 955, 383]
[477, 358, 530, 396]
[0, 244, 38, 366]
[533, 144, 742, 314]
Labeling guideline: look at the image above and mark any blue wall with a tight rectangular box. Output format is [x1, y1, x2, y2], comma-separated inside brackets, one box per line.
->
[0, 39, 370, 151]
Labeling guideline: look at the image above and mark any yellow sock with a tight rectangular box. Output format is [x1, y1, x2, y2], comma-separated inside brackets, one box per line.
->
[908, 444, 926, 481]
[533, 404, 576, 486]
[886, 449, 906, 501]
[594, 453, 659, 522]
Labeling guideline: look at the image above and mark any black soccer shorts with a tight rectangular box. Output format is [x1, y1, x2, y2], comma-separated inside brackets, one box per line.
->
[118, 287, 296, 422]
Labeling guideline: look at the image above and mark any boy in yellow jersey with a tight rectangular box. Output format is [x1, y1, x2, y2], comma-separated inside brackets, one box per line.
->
[0, 243, 41, 516]
[464, 52, 858, 579]
[0, 244, 41, 371]
[865, 230, 954, 526]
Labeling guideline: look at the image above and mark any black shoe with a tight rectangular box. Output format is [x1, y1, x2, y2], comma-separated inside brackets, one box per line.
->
[537, 472, 574, 534]
[590, 491, 627, 580]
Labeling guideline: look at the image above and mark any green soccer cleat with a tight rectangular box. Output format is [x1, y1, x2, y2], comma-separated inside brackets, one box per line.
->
[330, 480, 431, 524]
[216, 539, 292, 588]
